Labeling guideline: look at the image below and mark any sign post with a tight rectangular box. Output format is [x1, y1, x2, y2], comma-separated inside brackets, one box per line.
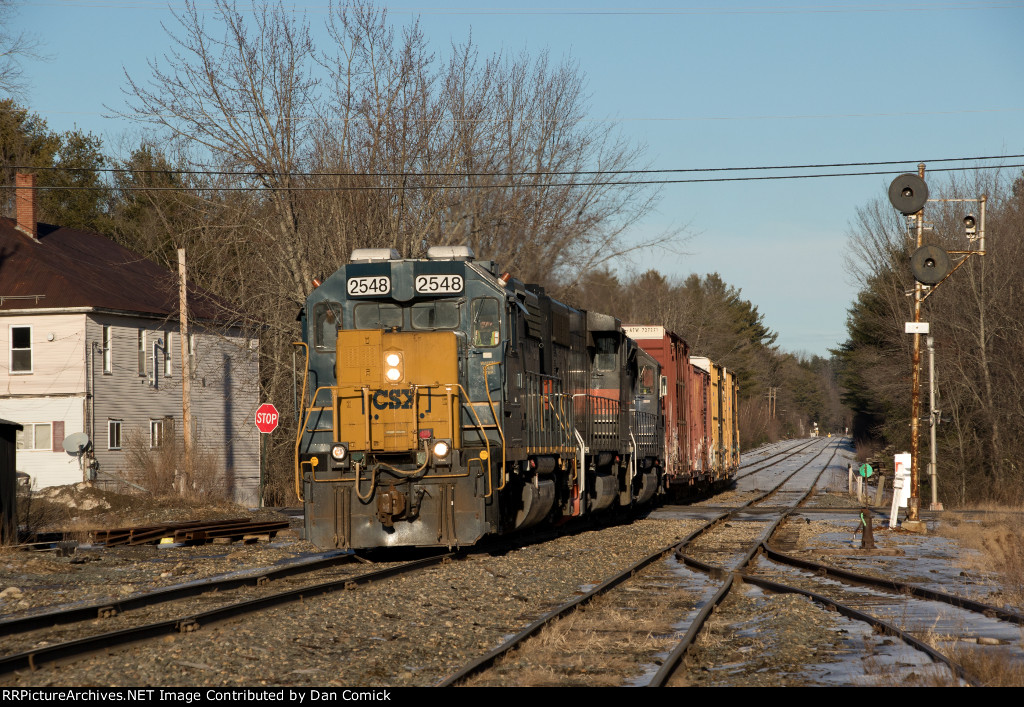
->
[255, 404, 279, 508]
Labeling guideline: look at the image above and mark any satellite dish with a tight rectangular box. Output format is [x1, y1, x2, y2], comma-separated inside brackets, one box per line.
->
[62, 431, 92, 456]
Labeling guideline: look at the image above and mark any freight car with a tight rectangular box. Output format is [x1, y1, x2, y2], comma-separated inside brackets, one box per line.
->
[623, 327, 740, 496]
[295, 246, 666, 550]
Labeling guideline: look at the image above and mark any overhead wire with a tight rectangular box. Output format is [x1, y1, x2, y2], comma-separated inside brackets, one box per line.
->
[6, 152, 1024, 179]
[3, 157, 1023, 191]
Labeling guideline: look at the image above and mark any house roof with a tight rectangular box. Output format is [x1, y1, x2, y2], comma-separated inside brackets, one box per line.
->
[0, 217, 226, 321]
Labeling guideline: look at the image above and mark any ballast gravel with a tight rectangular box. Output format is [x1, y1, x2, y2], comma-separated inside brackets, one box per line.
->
[0, 515, 702, 688]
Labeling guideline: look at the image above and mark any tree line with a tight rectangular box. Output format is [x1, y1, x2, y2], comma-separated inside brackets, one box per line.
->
[562, 268, 848, 449]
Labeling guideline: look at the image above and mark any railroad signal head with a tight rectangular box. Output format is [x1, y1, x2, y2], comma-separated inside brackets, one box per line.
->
[910, 244, 951, 285]
[888, 173, 929, 215]
[963, 213, 977, 236]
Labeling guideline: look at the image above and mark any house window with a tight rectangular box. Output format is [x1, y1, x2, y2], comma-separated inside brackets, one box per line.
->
[102, 326, 112, 374]
[150, 419, 163, 448]
[10, 325, 32, 373]
[108, 420, 122, 450]
[164, 331, 172, 376]
[138, 329, 146, 376]
[16, 422, 51, 451]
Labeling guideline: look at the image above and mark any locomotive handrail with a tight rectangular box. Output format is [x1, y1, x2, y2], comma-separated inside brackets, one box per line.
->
[549, 393, 575, 449]
[481, 362, 508, 491]
[454, 383, 496, 498]
[292, 341, 310, 502]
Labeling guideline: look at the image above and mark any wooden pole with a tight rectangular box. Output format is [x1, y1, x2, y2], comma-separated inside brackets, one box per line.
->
[178, 248, 192, 494]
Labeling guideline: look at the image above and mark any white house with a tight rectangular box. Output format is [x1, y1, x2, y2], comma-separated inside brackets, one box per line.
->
[0, 174, 262, 506]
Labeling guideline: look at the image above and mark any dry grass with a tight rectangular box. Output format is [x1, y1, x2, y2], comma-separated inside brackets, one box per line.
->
[464, 581, 691, 686]
[855, 438, 884, 464]
[938, 508, 1024, 608]
[948, 642, 1024, 687]
[121, 428, 230, 502]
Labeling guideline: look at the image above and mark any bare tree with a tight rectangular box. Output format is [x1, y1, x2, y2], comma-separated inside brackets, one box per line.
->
[0, 0, 44, 99]
[114, 0, 684, 501]
[118, 0, 319, 303]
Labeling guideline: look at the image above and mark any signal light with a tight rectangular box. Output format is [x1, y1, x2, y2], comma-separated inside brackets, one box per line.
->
[963, 213, 977, 236]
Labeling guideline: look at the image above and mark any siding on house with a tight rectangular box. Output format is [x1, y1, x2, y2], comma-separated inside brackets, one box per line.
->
[0, 395, 85, 487]
[86, 315, 261, 506]
[0, 314, 86, 395]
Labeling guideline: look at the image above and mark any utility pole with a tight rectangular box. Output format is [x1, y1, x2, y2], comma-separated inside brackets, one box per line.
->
[178, 248, 192, 494]
[766, 387, 777, 419]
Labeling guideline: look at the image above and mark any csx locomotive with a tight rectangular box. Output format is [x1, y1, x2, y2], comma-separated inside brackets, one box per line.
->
[295, 246, 738, 550]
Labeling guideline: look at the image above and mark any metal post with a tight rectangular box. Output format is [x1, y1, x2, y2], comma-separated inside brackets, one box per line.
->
[927, 335, 942, 510]
[908, 163, 925, 523]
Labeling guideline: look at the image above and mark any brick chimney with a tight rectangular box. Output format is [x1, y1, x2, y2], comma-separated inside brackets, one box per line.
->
[15, 173, 38, 240]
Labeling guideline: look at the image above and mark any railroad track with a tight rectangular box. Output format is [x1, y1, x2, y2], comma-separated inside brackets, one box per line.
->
[0, 550, 455, 675]
[439, 438, 1021, 687]
[5, 437, 1014, 686]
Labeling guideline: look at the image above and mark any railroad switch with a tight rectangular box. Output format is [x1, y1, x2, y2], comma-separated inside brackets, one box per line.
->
[859, 508, 875, 550]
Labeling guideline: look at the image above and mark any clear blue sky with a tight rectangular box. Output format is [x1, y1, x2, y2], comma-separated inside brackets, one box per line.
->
[10, 1, 1024, 356]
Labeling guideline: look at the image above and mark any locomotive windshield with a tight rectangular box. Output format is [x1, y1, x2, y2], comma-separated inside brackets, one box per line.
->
[410, 301, 461, 329]
[353, 302, 403, 329]
[349, 301, 462, 331]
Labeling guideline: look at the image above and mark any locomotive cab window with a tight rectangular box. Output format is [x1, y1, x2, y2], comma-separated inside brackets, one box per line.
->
[640, 365, 655, 395]
[593, 334, 618, 371]
[410, 300, 460, 330]
[354, 302, 403, 330]
[313, 302, 342, 351]
[471, 298, 500, 347]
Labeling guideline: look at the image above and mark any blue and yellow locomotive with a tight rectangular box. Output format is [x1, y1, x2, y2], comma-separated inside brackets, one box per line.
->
[296, 246, 664, 549]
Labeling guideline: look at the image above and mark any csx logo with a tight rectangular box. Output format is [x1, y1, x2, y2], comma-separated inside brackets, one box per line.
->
[372, 388, 414, 410]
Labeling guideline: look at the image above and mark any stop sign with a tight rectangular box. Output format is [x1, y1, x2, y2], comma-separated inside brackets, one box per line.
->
[255, 403, 280, 434]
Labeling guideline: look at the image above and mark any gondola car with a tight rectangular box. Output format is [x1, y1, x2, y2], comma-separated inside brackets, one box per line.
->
[295, 246, 663, 550]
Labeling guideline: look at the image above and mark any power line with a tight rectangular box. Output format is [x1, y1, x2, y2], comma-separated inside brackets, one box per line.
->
[9, 153, 1024, 180]
[4, 161, 1022, 192]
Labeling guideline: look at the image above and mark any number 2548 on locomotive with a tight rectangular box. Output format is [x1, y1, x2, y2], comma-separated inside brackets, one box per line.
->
[296, 246, 665, 550]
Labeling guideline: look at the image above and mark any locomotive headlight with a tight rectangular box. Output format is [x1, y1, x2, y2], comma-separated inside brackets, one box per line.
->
[384, 351, 403, 382]
[432, 439, 452, 466]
